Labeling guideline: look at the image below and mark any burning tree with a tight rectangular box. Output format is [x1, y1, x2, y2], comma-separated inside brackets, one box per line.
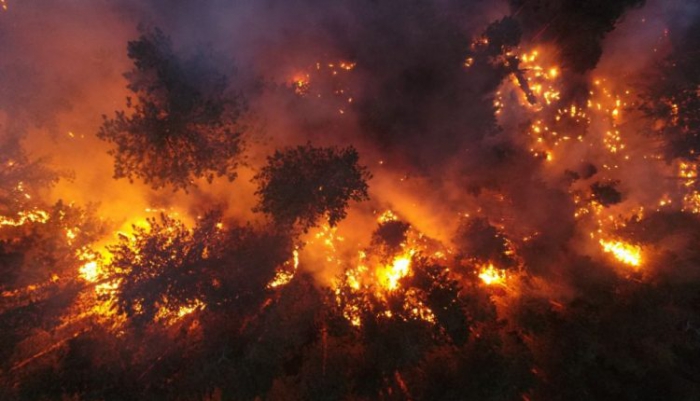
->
[106, 211, 295, 327]
[106, 213, 220, 326]
[98, 27, 246, 191]
[254, 143, 371, 231]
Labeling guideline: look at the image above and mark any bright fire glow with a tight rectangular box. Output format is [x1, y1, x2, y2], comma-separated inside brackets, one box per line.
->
[377, 251, 414, 291]
[268, 249, 300, 288]
[599, 239, 642, 267]
[0, 209, 49, 227]
[79, 261, 99, 282]
[478, 263, 507, 286]
[156, 298, 206, 325]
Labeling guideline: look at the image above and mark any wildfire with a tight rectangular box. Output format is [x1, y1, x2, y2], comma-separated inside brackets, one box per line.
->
[326, 210, 447, 327]
[376, 251, 415, 291]
[0, 209, 49, 227]
[76, 247, 106, 282]
[268, 249, 300, 288]
[156, 298, 206, 325]
[683, 191, 700, 214]
[478, 263, 507, 286]
[377, 209, 399, 223]
[599, 239, 642, 267]
[79, 261, 99, 282]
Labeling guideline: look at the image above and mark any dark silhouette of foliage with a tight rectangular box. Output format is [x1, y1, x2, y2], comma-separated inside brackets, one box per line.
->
[591, 180, 622, 206]
[454, 217, 519, 269]
[98, 27, 246, 191]
[408, 258, 471, 345]
[108, 213, 222, 326]
[482, 17, 522, 58]
[254, 143, 371, 231]
[371, 220, 410, 254]
[107, 212, 294, 327]
[0, 135, 61, 214]
[510, 0, 646, 73]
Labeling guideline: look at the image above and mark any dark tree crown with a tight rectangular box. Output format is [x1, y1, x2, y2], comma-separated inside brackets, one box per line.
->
[98, 27, 246, 191]
[254, 143, 371, 231]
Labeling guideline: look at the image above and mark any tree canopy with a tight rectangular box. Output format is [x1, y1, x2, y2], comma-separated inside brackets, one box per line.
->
[254, 143, 371, 231]
[98, 27, 246, 191]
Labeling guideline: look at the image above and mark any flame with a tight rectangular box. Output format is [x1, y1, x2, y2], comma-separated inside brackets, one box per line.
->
[268, 249, 300, 289]
[376, 251, 414, 291]
[156, 298, 206, 325]
[0, 209, 49, 227]
[478, 263, 507, 286]
[599, 239, 642, 267]
[77, 248, 105, 282]
[79, 261, 99, 282]
[377, 209, 399, 223]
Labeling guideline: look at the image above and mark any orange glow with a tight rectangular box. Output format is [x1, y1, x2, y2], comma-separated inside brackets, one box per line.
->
[268, 249, 300, 288]
[156, 298, 206, 325]
[376, 251, 414, 291]
[0, 209, 49, 227]
[478, 263, 507, 286]
[599, 239, 642, 267]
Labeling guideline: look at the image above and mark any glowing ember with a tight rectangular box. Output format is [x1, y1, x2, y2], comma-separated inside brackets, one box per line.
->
[599, 239, 642, 267]
[291, 73, 310, 95]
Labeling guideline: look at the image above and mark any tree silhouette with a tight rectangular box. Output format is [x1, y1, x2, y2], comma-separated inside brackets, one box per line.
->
[98, 27, 246, 191]
[107, 212, 294, 327]
[107, 213, 225, 326]
[254, 143, 371, 231]
[453, 217, 519, 269]
[591, 180, 622, 207]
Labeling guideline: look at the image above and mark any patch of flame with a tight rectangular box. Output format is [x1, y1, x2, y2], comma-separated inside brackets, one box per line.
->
[156, 298, 206, 325]
[478, 263, 507, 286]
[0, 209, 49, 227]
[377, 251, 415, 291]
[377, 209, 399, 224]
[268, 249, 300, 289]
[599, 239, 642, 267]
